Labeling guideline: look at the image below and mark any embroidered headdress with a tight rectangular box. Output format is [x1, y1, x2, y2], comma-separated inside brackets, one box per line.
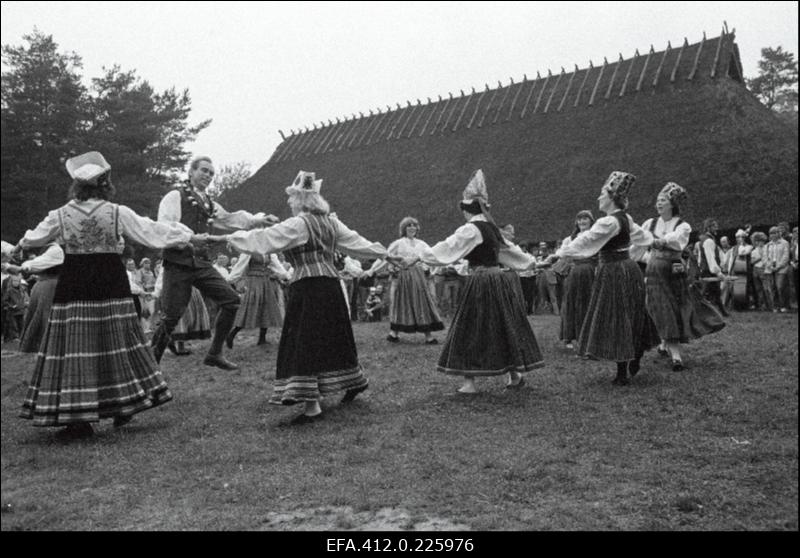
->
[285, 170, 323, 195]
[659, 181, 688, 208]
[65, 151, 111, 183]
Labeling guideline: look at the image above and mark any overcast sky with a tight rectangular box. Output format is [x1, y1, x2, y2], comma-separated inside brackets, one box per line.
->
[2, 1, 797, 172]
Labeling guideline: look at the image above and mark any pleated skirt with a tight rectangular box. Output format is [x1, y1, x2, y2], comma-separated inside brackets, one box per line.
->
[437, 268, 544, 376]
[559, 261, 596, 342]
[19, 274, 59, 353]
[234, 274, 284, 329]
[171, 287, 212, 341]
[645, 256, 725, 343]
[577, 254, 660, 362]
[20, 253, 172, 426]
[389, 265, 444, 333]
[272, 277, 367, 404]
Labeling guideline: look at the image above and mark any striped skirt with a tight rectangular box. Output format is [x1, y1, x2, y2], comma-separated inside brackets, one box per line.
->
[389, 265, 444, 333]
[234, 274, 284, 329]
[171, 287, 211, 341]
[438, 267, 544, 377]
[20, 253, 172, 427]
[19, 273, 59, 353]
[578, 252, 660, 362]
[559, 260, 596, 342]
[272, 277, 367, 404]
[645, 255, 726, 343]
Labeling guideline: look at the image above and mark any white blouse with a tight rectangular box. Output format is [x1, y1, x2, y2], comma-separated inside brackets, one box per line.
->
[556, 213, 653, 259]
[20, 242, 64, 273]
[631, 216, 691, 263]
[227, 253, 291, 284]
[417, 215, 535, 271]
[226, 213, 387, 260]
[158, 189, 266, 232]
[20, 199, 193, 251]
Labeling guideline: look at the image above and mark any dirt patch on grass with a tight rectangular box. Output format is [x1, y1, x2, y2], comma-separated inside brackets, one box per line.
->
[260, 506, 471, 531]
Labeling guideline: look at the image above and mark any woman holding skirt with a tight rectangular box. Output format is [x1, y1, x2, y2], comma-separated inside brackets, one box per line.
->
[226, 252, 290, 348]
[638, 183, 725, 371]
[218, 171, 391, 424]
[412, 170, 544, 394]
[557, 211, 596, 350]
[553, 171, 659, 386]
[14, 151, 197, 438]
[366, 217, 444, 344]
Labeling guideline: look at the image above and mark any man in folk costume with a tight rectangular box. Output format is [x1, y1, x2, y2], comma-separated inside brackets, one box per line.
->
[699, 217, 730, 317]
[151, 155, 278, 370]
[412, 170, 544, 393]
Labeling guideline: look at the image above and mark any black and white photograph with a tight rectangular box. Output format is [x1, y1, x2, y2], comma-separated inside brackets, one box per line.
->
[1, 1, 797, 536]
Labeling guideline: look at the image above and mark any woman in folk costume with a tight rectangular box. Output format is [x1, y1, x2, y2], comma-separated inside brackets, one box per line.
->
[14, 151, 199, 438]
[215, 171, 392, 424]
[558, 211, 597, 350]
[225, 251, 291, 348]
[3, 242, 64, 353]
[365, 217, 444, 344]
[551, 171, 659, 386]
[637, 183, 725, 371]
[409, 170, 544, 394]
[152, 269, 211, 356]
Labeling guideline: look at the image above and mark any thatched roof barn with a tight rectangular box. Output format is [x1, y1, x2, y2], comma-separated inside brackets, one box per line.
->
[224, 28, 798, 245]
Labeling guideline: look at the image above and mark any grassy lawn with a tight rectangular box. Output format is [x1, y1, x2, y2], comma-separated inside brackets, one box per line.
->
[1, 311, 797, 531]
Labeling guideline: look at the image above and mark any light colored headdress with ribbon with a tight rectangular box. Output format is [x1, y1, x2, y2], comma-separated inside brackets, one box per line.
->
[659, 181, 688, 207]
[460, 169, 497, 224]
[285, 170, 323, 195]
[65, 151, 111, 183]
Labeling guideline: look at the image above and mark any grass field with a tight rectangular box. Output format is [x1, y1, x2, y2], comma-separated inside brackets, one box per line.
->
[1, 311, 797, 531]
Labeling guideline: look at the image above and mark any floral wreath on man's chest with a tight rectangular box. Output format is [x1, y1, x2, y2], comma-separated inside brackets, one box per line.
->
[180, 181, 216, 227]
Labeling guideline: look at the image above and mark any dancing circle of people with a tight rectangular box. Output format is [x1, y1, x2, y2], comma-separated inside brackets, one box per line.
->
[4, 149, 755, 438]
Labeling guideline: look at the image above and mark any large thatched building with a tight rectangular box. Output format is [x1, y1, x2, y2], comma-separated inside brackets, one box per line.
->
[224, 29, 798, 245]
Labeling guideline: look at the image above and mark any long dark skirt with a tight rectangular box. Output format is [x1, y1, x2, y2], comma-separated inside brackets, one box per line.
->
[19, 273, 59, 353]
[20, 253, 171, 426]
[646, 255, 725, 342]
[390, 265, 444, 333]
[272, 276, 367, 404]
[559, 260, 596, 342]
[438, 268, 544, 376]
[578, 254, 659, 362]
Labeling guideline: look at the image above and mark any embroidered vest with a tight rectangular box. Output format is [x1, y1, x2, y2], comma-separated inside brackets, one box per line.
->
[58, 201, 121, 255]
[162, 185, 215, 268]
[465, 221, 504, 267]
[284, 214, 340, 281]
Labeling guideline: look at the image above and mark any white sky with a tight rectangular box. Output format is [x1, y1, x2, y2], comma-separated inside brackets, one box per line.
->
[2, 1, 798, 171]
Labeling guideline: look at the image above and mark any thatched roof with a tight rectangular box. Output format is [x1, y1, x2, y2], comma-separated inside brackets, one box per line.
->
[224, 29, 798, 246]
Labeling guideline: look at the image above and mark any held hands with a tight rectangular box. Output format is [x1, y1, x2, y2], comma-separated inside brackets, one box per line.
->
[252, 213, 280, 228]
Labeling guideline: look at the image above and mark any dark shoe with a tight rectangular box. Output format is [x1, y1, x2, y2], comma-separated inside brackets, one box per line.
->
[341, 385, 368, 404]
[612, 371, 630, 386]
[671, 359, 686, 372]
[628, 359, 641, 377]
[203, 354, 240, 371]
[386, 335, 399, 343]
[289, 413, 322, 425]
[113, 415, 134, 428]
[256, 338, 268, 346]
[657, 348, 669, 358]
[56, 422, 94, 440]
[424, 338, 438, 345]
[505, 377, 525, 389]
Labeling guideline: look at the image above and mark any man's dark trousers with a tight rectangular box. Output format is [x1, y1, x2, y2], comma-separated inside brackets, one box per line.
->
[151, 261, 240, 363]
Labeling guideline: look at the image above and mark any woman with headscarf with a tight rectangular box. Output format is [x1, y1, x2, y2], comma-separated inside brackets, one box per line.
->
[213, 171, 392, 424]
[558, 210, 597, 350]
[550, 171, 659, 386]
[364, 217, 444, 344]
[638, 183, 725, 372]
[13, 151, 201, 438]
[225, 251, 291, 348]
[409, 170, 544, 394]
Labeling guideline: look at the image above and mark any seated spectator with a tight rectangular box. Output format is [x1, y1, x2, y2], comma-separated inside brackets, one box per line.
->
[364, 285, 386, 322]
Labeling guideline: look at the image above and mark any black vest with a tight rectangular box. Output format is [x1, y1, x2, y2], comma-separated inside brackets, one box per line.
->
[162, 185, 215, 268]
[600, 212, 631, 253]
[465, 221, 504, 267]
